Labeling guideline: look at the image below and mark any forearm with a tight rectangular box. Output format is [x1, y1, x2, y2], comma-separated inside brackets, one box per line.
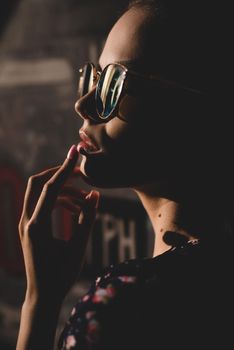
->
[16, 296, 62, 350]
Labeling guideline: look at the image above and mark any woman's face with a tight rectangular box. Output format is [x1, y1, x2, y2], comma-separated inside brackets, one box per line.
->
[75, 7, 183, 188]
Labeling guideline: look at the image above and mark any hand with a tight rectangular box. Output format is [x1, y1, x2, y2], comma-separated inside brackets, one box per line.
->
[18, 145, 100, 304]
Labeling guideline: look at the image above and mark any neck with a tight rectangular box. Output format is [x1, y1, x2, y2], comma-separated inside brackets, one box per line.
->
[134, 182, 227, 257]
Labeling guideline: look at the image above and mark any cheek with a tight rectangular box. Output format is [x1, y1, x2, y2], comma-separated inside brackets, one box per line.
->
[104, 116, 159, 157]
[81, 118, 171, 187]
[104, 118, 144, 159]
[105, 118, 129, 140]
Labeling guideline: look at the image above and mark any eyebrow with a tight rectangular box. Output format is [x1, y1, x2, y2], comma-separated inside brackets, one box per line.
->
[97, 59, 143, 72]
[117, 59, 141, 67]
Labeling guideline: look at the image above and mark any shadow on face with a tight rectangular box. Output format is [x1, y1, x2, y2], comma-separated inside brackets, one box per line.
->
[77, 4, 230, 194]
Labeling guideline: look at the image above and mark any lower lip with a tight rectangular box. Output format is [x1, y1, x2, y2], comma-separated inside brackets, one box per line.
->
[77, 141, 99, 156]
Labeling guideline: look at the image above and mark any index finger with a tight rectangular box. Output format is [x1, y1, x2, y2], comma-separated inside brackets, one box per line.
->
[31, 145, 79, 222]
[21, 165, 61, 220]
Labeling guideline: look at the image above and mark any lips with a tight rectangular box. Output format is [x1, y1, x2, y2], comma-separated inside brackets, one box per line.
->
[78, 129, 100, 154]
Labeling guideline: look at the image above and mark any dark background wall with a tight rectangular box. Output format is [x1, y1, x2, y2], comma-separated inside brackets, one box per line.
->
[0, 1, 154, 348]
[0, 1, 21, 37]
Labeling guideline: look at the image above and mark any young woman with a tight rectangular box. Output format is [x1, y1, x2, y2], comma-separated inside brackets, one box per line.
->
[16, 1, 233, 349]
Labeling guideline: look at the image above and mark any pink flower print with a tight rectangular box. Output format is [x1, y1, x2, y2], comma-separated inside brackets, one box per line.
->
[86, 319, 100, 344]
[118, 276, 137, 283]
[82, 294, 90, 302]
[106, 284, 116, 298]
[92, 288, 109, 304]
[71, 307, 76, 316]
[104, 272, 111, 279]
[95, 276, 101, 286]
[86, 311, 96, 320]
[65, 335, 76, 349]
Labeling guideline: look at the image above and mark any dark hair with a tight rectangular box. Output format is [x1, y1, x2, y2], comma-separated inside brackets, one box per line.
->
[128, 0, 159, 12]
[125, 1, 234, 240]
[126, 0, 217, 96]
[125, 0, 231, 188]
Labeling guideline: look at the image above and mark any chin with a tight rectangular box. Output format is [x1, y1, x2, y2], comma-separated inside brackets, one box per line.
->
[79, 156, 125, 188]
[79, 156, 156, 189]
[80, 168, 127, 188]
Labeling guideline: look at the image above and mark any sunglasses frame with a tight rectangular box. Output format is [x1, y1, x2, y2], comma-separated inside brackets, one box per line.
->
[78, 62, 205, 123]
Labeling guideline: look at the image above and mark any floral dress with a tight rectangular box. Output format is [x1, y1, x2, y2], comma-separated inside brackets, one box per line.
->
[58, 257, 144, 350]
[57, 239, 232, 350]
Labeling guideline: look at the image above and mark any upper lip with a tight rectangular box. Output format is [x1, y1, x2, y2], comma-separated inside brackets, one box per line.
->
[79, 129, 99, 151]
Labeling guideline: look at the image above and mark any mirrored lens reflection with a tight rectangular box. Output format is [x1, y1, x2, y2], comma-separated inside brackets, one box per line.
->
[78, 63, 95, 98]
[96, 64, 125, 118]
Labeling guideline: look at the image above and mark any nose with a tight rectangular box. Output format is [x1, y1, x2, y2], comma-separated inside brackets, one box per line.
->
[75, 87, 98, 121]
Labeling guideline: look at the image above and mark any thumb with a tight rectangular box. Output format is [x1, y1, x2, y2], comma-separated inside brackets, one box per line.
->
[68, 190, 100, 259]
[78, 190, 100, 225]
[84, 190, 100, 210]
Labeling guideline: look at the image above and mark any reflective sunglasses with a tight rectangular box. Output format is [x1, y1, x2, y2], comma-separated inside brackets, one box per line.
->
[78, 62, 204, 123]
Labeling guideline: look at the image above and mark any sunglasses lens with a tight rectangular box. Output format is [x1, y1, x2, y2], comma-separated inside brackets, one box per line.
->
[78, 63, 95, 98]
[96, 64, 126, 119]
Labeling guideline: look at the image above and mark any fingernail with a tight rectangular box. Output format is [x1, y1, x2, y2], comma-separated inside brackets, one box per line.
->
[67, 145, 78, 160]
[86, 190, 100, 209]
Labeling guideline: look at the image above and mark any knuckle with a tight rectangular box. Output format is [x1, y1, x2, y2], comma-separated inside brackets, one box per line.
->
[43, 181, 54, 192]
[28, 175, 35, 185]
[18, 218, 24, 231]
[28, 174, 40, 187]
[28, 174, 39, 182]
[18, 219, 37, 238]
[25, 220, 38, 237]
[18, 220, 24, 238]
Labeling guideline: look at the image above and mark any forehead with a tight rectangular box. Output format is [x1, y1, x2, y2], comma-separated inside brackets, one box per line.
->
[99, 8, 152, 69]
